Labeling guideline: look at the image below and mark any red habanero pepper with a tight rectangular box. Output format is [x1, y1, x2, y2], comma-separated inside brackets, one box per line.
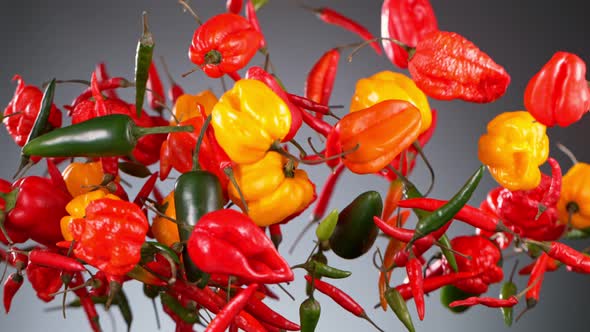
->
[407, 257, 425, 320]
[3, 272, 23, 313]
[189, 13, 262, 78]
[3, 74, 62, 147]
[245, 66, 303, 141]
[396, 271, 479, 300]
[307, 8, 381, 55]
[408, 31, 510, 103]
[187, 209, 293, 284]
[206, 283, 258, 332]
[524, 52, 590, 127]
[245, 0, 266, 49]
[94, 62, 119, 100]
[305, 48, 340, 119]
[25, 261, 63, 302]
[147, 62, 166, 111]
[525, 253, 549, 308]
[381, 0, 438, 69]
[28, 248, 85, 272]
[287, 93, 332, 115]
[449, 296, 518, 309]
[226, 0, 243, 14]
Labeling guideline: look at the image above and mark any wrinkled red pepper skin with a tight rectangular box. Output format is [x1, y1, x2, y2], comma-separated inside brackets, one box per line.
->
[187, 209, 293, 284]
[381, 0, 438, 69]
[189, 13, 262, 78]
[3, 74, 62, 147]
[524, 52, 590, 127]
[442, 235, 503, 294]
[26, 261, 63, 302]
[408, 31, 510, 103]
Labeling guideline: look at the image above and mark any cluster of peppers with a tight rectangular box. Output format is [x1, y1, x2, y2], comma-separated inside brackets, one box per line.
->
[2, 0, 590, 331]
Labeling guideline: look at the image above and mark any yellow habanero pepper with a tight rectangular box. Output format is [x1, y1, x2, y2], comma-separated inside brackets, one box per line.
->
[62, 160, 105, 197]
[170, 90, 218, 125]
[478, 111, 549, 191]
[557, 163, 590, 229]
[212, 79, 292, 164]
[228, 152, 316, 227]
[60, 190, 120, 241]
[350, 70, 432, 134]
[151, 191, 179, 247]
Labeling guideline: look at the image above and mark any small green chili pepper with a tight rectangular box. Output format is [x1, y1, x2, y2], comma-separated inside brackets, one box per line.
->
[115, 290, 133, 332]
[118, 161, 152, 178]
[409, 165, 485, 245]
[253, 0, 269, 11]
[143, 284, 160, 299]
[308, 260, 351, 279]
[316, 209, 338, 242]
[564, 228, 590, 240]
[22, 114, 192, 158]
[385, 287, 415, 332]
[160, 292, 199, 324]
[500, 281, 517, 326]
[300, 297, 321, 332]
[306, 252, 328, 296]
[135, 11, 154, 117]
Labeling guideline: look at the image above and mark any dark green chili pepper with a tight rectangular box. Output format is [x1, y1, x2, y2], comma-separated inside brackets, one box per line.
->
[147, 241, 181, 264]
[15, 78, 56, 176]
[500, 281, 517, 326]
[308, 260, 351, 279]
[329, 191, 382, 259]
[409, 165, 485, 245]
[22, 114, 192, 158]
[300, 297, 321, 332]
[439, 285, 477, 313]
[385, 287, 415, 332]
[118, 161, 152, 178]
[115, 290, 133, 332]
[315, 209, 338, 242]
[135, 11, 154, 117]
[143, 284, 160, 299]
[160, 292, 199, 324]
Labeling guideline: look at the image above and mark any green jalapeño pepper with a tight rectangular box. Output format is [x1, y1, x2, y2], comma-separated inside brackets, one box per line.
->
[329, 191, 382, 259]
[500, 281, 517, 326]
[300, 297, 321, 332]
[22, 114, 192, 158]
[135, 12, 154, 117]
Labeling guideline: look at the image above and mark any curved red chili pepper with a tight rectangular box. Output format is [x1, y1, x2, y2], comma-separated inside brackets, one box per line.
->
[301, 108, 332, 138]
[407, 257, 425, 320]
[226, 0, 243, 14]
[526, 253, 549, 308]
[396, 271, 479, 300]
[3, 272, 23, 313]
[304, 275, 364, 316]
[287, 93, 332, 115]
[69, 77, 132, 109]
[28, 249, 86, 272]
[206, 283, 258, 332]
[449, 296, 518, 308]
[305, 48, 340, 119]
[133, 171, 159, 207]
[245, 0, 266, 49]
[519, 257, 560, 275]
[543, 242, 590, 274]
[311, 164, 345, 222]
[95, 62, 119, 100]
[70, 273, 101, 332]
[147, 62, 166, 111]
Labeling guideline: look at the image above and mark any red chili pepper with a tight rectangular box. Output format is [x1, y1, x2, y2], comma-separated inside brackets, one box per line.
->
[324, 123, 342, 169]
[311, 164, 345, 222]
[305, 48, 340, 119]
[526, 253, 549, 308]
[226, 0, 243, 13]
[268, 224, 282, 249]
[408, 31, 510, 103]
[133, 171, 159, 207]
[304, 274, 365, 316]
[206, 283, 258, 332]
[407, 257, 425, 320]
[301, 107, 332, 137]
[3, 74, 62, 147]
[188, 209, 293, 284]
[396, 271, 479, 300]
[245, 0, 266, 49]
[449, 296, 518, 308]
[68, 77, 132, 110]
[308, 8, 381, 55]
[540, 158, 562, 208]
[147, 62, 166, 111]
[524, 52, 590, 127]
[541, 241, 590, 274]
[45, 158, 69, 195]
[381, 0, 438, 68]
[94, 62, 119, 100]
[70, 273, 101, 332]
[3, 272, 23, 313]
[287, 93, 332, 115]
[5, 250, 28, 269]
[28, 248, 85, 272]
[25, 261, 63, 302]
[519, 257, 560, 275]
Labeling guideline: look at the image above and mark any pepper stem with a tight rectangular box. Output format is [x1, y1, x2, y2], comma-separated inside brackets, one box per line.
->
[135, 124, 194, 137]
[178, 0, 203, 25]
[412, 142, 435, 196]
[556, 142, 578, 166]
[192, 114, 212, 171]
[204, 50, 222, 65]
[360, 312, 386, 332]
[271, 141, 359, 165]
[347, 37, 414, 63]
[225, 167, 248, 213]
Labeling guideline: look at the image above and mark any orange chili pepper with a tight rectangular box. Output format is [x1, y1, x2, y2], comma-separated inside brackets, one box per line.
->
[378, 211, 410, 311]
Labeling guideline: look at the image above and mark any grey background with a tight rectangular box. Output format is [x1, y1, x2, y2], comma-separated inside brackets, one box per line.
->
[1, 1, 589, 331]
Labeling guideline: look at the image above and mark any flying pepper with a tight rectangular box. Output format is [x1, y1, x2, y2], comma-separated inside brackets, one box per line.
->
[478, 111, 549, 191]
[228, 151, 316, 227]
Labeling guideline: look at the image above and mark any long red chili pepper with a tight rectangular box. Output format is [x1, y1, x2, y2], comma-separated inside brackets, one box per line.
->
[407, 257, 425, 320]
[245, 0, 266, 49]
[308, 8, 381, 55]
[312, 164, 345, 222]
[268, 224, 282, 249]
[287, 93, 332, 115]
[449, 296, 518, 308]
[70, 273, 101, 332]
[46, 158, 69, 194]
[396, 271, 479, 300]
[95, 63, 119, 100]
[526, 253, 549, 308]
[3, 273, 23, 313]
[206, 283, 258, 332]
[539, 158, 562, 208]
[226, 0, 243, 14]
[69, 77, 132, 110]
[133, 171, 159, 206]
[147, 62, 166, 111]
[305, 48, 340, 119]
[519, 258, 560, 275]
[28, 249, 86, 272]
[205, 286, 267, 332]
[539, 241, 590, 274]
[300, 108, 332, 137]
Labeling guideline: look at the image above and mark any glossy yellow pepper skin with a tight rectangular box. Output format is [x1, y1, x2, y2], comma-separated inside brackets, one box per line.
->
[478, 111, 549, 191]
[350, 71, 432, 134]
[60, 190, 121, 241]
[212, 79, 292, 164]
[557, 163, 590, 229]
[170, 90, 218, 125]
[228, 152, 316, 227]
[61, 161, 105, 197]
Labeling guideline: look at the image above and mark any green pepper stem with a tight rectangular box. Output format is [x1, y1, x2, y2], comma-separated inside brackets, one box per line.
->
[225, 167, 249, 213]
[192, 114, 212, 171]
[178, 0, 203, 25]
[347, 37, 414, 63]
[135, 124, 194, 137]
[412, 142, 435, 196]
[0, 212, 13, 245]
[556, 142, 578, 166]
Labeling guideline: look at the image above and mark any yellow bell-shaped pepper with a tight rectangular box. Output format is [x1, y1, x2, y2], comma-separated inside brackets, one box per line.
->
[557, 163, 590, 229]
[60, 190, 121, 241]
[228, 151, 316, 227]
[478, 111, 549, 191]
[350, 71, 432, 134]
[170, 90, 218, 125]
[212, 79, 292, 164]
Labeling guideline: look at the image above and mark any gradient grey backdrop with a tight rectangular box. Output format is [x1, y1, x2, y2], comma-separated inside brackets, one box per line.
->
[1, 1, 589, 331]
